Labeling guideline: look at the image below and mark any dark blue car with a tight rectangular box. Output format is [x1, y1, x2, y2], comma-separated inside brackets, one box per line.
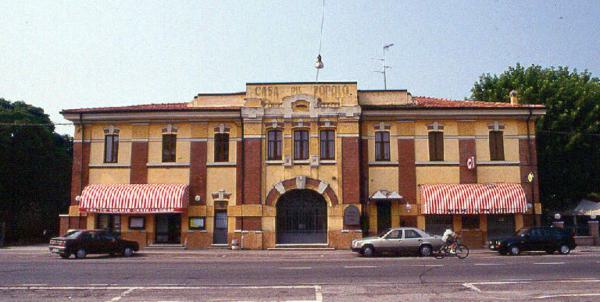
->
[488, 226, 576, 256]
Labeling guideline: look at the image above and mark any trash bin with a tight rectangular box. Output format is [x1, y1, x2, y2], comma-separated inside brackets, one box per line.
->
[231, 239, 240, 250]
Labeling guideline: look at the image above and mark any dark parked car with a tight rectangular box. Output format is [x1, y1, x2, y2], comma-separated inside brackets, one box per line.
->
[49, 230, 139, 259]
[488, 226, 576, 256]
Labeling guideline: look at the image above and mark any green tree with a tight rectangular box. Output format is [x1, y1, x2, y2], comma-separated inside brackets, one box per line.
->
[471, 64, 600, 212]
[0, 98, 72, 244]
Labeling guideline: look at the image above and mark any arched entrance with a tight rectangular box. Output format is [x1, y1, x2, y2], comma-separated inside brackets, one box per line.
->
[276, 189, 328, 244]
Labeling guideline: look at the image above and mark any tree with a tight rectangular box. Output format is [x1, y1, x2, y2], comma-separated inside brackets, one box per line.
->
[471, 64, 600, 212]
[0, 98, 72, 244]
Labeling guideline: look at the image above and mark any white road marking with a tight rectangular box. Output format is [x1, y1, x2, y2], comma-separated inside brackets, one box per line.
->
[19, 284, 47, 286]
[461, 283, 481, 293]
[313, 285, 323, 302]
[109, 287, 137, 302]
[533, 262, 565, 265]
[408, 264, 444, 267]
[280, 267, 312, 270]
[344, 265, 377, 269]
[473, 263, 501, 266]
[536, 293, 600, 299]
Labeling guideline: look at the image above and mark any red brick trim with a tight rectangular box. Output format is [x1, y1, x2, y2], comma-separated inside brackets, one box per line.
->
[189, 141, 207, 205]
[360, 138, 370, 202]
[264, 176, 340, 206]
[130, 141, 148, 184]
[519, 138, 539, 203]
[70, 142, 90, 205]
[398, 139, 417, 202]
[341, 137, 360, 204]
[236, 141, 243, 204]
[235, 217, 262, 231]
[459, 139, 477, 184]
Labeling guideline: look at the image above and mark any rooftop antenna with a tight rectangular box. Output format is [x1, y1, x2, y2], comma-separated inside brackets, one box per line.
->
[372, 43, 394, 89]
[314, 0, 325, 81]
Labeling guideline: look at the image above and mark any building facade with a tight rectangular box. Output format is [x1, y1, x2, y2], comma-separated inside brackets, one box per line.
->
[60, 82, 545, 249]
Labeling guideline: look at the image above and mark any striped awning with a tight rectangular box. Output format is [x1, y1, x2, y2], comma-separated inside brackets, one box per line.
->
[80, 184, 189, 213]
[420, 183, 527, 214]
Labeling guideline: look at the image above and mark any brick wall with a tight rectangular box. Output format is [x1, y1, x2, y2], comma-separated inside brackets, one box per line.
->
[519, 138, 539, 203]
[360, 138, 369, 202]
[243, 138, 262, 204]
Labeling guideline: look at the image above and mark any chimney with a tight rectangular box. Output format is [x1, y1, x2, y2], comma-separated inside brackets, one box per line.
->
[509, 90, 519, 105]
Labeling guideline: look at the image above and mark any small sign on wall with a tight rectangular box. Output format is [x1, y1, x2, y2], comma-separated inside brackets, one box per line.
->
[344, 205, 360, 226]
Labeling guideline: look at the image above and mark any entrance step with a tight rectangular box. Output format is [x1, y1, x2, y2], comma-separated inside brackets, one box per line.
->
[209, 244, 229, 249]
[145, 244, 185, 250]
[269, 244, 335, 251]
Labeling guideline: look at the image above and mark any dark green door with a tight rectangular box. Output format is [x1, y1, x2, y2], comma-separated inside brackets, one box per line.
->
[377, 202, 391, 234]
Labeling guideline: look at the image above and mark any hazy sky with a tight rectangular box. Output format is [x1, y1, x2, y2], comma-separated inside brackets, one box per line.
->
[1, 1, 599, 134]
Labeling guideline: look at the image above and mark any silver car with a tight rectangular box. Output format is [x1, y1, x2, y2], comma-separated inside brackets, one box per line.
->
[351, 227, 444, 257]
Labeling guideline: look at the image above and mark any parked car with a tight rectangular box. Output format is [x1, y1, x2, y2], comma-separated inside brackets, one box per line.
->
[49, 230, 139, 259]
[488, 226, 576, 256]
[351, 227, 444, 257]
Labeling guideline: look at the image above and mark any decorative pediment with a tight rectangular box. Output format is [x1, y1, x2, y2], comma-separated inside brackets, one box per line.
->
[370, 190, 403, 200]
[212, 189, 232, 201]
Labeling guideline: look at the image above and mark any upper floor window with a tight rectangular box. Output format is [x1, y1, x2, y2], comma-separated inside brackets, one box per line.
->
[428, 131, 444, 161]
[267, 130, 282, 160]
[489, 131, 505, 161]
[162, 134, 177, 162]
[375, 131, 390, 161]
[103, 126, 119, 163]
[214, 133, 229, 162]
[294, 130, 309, 160]
[320, 130, 335, 160]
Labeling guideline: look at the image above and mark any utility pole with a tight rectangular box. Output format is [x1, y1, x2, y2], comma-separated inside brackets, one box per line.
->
[373, 43, 394, 90]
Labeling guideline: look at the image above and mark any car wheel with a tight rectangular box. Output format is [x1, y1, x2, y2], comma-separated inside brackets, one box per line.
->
[122, 247, 134, 257]
[559, 245, 571, 255]
[363, 246, 375, 257]
[75, 248, 87, 259]
[59, 253, 70, 259]
[419, 245, 432, 257]
[545, 249, 555, 254]
[509, 246, 520, 256]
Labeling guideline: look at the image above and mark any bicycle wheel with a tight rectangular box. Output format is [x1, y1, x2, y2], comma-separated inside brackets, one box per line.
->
[434, 245, 447, 259]
[455, 244, 469, 259]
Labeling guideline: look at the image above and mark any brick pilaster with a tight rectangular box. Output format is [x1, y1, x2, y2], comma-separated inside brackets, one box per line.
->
[243, 138, 262, 204]
[360, 138, 370, 202]
[398, 139, 417, 202]
[342, 137, 360, 204]
[459, 139, 477, 183]
[70, 141, 90, 205]
[189, 141, 207, 205]
[130, 141, 148, 184]
[519, 138, 539, 203]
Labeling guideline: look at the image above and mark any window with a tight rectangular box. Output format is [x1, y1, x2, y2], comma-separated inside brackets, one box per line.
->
[104, 134, 119, 163]
[267, 130, 282, 160]
[425, 215, 453, 236]
[428, 131, 444, 161]
[462, 215, 480, 230]
[374, 131, 390, 161]
[189, 216, 206, 230]
[404, 229, 422, 239]
[489, 131, 505, 161]
[96, 214, 120, 234]
[128, 216, 145, 230]
[294, 130, 309, 160]
[214, 133, 229, 162]
[319, 130, 335, 160]
[386, 230, 402, 239]
[162, 134, 177, 162]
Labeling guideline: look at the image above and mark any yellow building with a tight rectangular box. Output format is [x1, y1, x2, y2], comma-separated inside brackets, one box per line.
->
[60, 82, 545, 249]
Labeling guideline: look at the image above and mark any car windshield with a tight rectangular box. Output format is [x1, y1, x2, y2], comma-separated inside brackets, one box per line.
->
[64, 230, 83, 239]
[377, 229, 391, 238]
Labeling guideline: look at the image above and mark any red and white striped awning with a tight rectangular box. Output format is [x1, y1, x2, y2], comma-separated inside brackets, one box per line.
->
[80, 184, 189, 214]
[420, 183, 527, 214]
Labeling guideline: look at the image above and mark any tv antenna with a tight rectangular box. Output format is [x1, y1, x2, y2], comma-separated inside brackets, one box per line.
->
[314, 0, 325, 81]
[372, 43, 394, 89]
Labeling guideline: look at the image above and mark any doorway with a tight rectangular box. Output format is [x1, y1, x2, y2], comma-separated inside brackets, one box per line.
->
[276, 189, 327, 244]
[376, 202, 391, 234]
[213, 210, 228, 244]
[155, 214, 181, 244]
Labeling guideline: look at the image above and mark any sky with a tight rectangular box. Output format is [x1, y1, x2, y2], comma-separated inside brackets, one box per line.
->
[1, 0, 599, 135]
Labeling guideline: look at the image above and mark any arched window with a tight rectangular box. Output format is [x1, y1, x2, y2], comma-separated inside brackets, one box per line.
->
[267, 129, 282, 160]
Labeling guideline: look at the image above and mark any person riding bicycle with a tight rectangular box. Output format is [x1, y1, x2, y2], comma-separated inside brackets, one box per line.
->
[442, 228, 457, 254]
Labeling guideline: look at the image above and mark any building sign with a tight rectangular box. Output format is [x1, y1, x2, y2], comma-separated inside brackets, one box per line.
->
[246, 83, 358, 105]
[189, 217, 206, 230]
[343, 205, 360, 226]
[467, 156, 476, 170]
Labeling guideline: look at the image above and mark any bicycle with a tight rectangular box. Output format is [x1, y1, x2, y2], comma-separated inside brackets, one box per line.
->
[434, 239, 469, 259]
